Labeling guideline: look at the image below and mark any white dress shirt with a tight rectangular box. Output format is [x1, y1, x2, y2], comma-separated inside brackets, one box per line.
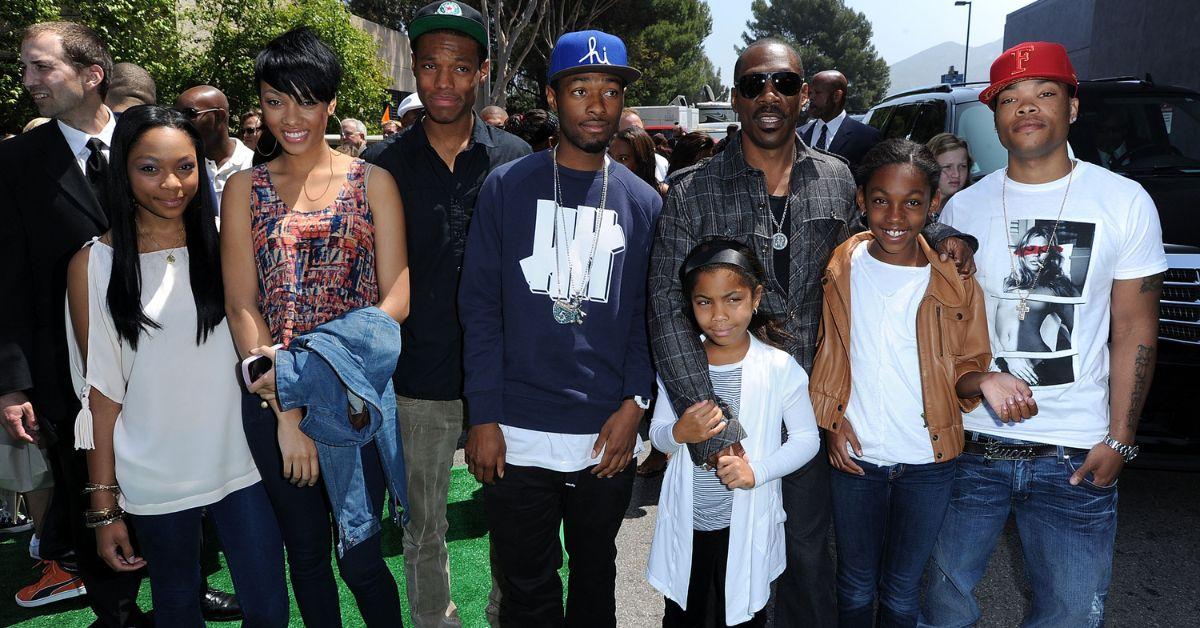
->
[207, 137, 256, 202]
[808, 109, 848, 150]
[57, 106, 117, 174]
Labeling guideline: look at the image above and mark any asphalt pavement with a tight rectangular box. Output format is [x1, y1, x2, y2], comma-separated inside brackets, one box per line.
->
[457, 446, 1200, 627]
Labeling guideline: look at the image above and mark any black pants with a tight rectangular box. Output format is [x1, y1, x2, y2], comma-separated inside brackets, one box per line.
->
[45, 431, 148, 627]
[663, 527, 766, 628]
[774, 442, 837, 627]
[241, 395, 402, 627]
[484, 461, 635, 627]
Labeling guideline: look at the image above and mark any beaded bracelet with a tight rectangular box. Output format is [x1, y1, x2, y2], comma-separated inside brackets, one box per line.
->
[83, 483, 121, 496]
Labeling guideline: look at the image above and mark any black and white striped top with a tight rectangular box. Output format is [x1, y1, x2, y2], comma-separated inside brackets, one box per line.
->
[692, 362, 741, 531]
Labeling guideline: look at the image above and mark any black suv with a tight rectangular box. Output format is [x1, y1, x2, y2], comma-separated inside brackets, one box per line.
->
[863, 79, 1200, 468]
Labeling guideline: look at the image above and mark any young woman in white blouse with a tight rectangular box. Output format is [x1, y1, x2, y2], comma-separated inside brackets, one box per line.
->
[65, 105, 287, 627]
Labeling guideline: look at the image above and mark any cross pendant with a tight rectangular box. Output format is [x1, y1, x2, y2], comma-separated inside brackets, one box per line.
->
[1016, 298, 1030, 321]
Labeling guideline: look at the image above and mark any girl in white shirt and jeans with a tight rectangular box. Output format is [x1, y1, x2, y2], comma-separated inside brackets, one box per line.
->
[65, 105, 286, 627]
[647, 239, 820, 627]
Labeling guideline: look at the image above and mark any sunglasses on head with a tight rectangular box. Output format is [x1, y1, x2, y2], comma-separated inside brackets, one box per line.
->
[176, 106, 223, 119]
[736, 71, 803, 99]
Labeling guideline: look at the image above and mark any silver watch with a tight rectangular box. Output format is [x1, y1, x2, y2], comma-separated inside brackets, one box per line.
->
[1103, 435, 1139, 462]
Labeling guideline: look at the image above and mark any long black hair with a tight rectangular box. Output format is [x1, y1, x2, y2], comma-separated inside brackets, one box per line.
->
[104, 105, 224, 349]
[681, 239, 794, 351]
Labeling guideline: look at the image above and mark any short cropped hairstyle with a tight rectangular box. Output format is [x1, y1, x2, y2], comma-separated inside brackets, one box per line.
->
[733, 37, 802, 80]
[254, 26, 343, 104]
[341, 118, 366, 135]
[107, 62, 157, 106]
[24, 21, 113, 98]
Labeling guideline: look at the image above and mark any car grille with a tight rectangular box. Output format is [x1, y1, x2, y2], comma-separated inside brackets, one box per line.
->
[1161, 268, 1200, 345]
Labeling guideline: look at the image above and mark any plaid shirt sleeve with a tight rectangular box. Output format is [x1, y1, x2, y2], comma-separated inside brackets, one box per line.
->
[648, 181, 747, 464]
[649, 181, 713, 416]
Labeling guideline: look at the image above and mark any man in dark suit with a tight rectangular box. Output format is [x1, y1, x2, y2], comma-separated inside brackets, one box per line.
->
[0, 21, 147, 625]
[800, 70, 882, 170]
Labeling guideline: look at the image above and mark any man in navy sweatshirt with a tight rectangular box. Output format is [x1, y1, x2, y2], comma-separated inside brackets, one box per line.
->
[458, 30, 660, 626]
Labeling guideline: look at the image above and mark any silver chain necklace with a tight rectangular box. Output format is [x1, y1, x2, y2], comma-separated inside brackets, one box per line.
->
[769, 193, 791, 250]
[1001, 160, 1075, 320]
[551, 146, 609, 325]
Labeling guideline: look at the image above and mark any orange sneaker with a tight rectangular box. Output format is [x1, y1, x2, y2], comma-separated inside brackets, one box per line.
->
[15, 560, 87, 607]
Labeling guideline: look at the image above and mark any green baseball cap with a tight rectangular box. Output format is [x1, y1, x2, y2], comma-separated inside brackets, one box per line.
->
[409, 1, 489, 59]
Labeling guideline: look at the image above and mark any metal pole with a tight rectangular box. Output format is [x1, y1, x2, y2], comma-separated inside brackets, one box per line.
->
[963, 2, 972, 82]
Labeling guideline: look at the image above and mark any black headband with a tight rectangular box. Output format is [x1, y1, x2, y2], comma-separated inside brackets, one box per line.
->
[681, 245, 759, 279]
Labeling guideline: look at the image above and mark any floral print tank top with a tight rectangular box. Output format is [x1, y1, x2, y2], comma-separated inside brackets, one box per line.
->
[251, 159, 379, 347]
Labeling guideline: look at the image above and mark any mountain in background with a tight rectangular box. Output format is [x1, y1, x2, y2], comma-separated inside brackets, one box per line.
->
[886, 38, 1003, 97]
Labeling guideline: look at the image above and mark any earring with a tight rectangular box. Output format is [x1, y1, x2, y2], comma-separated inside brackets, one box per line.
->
[753, 307, 758, 315]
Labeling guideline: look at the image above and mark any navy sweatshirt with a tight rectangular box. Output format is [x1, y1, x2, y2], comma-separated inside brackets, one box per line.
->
[459, 150, 661, 434]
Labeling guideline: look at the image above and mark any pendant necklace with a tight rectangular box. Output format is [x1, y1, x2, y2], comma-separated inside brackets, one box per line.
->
[769, 193, 791, 251]
[1001, 161, 1074, 320]
[138, 225, 186, 264]
[550, 147, 609, 325]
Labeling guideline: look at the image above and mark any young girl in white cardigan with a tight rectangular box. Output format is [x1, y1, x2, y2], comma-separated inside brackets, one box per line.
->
[647, 239, 821, 627]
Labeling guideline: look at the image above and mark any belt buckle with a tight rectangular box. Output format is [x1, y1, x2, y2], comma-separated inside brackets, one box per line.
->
[983, 440, 1035, 461]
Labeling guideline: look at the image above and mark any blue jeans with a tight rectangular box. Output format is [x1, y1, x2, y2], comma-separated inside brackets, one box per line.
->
[242, 394, 403, 627]
[130, 483, 287, 627]
[830, 459, 956, 628]
[920, 434, 1118, 628]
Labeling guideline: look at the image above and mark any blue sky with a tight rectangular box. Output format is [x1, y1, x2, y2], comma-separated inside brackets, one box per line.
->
[703, 0, 1037, 89]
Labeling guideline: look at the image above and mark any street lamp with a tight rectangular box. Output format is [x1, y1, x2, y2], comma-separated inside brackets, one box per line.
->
[955, 0, 973, 83]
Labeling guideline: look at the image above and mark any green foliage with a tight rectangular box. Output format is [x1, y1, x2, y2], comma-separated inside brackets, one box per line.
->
[182, 0, 392, 131]
[1, 0, 390, 134]
[611, 0, 719, 106]
[346, 0, 422, 33]
[742, 0, 890, 112]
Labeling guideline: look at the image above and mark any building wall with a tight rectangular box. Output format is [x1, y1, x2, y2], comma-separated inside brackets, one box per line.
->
[350, 15, 416, 94]
[1004, 0, 1199, 92]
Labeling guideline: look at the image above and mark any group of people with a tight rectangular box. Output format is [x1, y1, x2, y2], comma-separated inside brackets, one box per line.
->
[0, 1, 1165, 626]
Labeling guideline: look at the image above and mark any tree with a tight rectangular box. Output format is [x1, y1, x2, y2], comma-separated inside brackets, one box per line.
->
[741, 0, 889, 112]
[181, 0, 392, 131]
[602, 0, 719, 106]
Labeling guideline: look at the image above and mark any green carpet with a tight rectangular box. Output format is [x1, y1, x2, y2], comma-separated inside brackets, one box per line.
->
[1, 466, 565, 627]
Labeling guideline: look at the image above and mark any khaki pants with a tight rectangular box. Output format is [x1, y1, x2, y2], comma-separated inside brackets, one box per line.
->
[397, 396, 465, 628]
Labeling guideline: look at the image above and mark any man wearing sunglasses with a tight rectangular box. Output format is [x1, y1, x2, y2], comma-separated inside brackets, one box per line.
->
[649, 38, 977, 626]
[176, 85, 253, 213]
[800, 70, 882, 170]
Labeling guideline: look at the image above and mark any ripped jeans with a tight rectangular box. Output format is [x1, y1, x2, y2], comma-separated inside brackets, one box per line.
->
[920, 432, 1117, 628]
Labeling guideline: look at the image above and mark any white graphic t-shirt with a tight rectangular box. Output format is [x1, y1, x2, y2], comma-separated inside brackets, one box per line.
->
[940, 160, 1167, 448]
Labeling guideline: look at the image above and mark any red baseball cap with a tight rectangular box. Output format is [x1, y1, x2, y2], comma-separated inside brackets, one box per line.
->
[979, 41, 1078, 109]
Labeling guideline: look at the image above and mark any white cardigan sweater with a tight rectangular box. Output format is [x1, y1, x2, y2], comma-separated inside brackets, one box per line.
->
[646, 335, 821, 624]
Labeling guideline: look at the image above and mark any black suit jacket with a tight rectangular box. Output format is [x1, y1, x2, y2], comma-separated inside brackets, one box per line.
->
[0, 121, 109, 431]
[803, 114, 883, 172]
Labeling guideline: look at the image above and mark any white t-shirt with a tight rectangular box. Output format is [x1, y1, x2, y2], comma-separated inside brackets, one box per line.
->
[940, 161, 1167, 448]
[844, 242, 935, 465]
[67, 241, 261, 515]
[654, 153, 669, 182]
[502, 423, 643, 473]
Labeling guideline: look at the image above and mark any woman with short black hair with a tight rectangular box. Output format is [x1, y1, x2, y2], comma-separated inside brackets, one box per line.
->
[221, 27, 410, 626]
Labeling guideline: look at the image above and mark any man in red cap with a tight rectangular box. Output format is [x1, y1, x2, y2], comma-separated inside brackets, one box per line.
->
[921, 42, 1166, 626]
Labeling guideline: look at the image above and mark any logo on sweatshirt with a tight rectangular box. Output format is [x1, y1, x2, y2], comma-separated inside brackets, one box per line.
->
[520, 200, 626, 303]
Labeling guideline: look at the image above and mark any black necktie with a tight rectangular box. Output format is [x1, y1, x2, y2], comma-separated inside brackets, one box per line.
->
[85, 137, 109, 207]
[816, 124, 828, 151]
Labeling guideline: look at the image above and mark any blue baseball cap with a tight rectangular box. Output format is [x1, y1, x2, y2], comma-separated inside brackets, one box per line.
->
[547, 30, 641, 85]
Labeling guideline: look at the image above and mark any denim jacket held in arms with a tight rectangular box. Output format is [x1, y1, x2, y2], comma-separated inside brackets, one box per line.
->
[275, 306, 408, 556]
[809, 232, 993, 462]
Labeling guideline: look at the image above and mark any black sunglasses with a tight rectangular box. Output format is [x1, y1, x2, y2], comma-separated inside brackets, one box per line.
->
[736, 72, 803, 99]
[176, 106, 223, 120]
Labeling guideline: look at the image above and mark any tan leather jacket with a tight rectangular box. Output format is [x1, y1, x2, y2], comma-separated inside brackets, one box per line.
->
[809, 232, 992, 462]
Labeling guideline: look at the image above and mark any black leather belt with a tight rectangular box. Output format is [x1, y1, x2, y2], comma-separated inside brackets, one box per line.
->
[963, 436, 1089, 461]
